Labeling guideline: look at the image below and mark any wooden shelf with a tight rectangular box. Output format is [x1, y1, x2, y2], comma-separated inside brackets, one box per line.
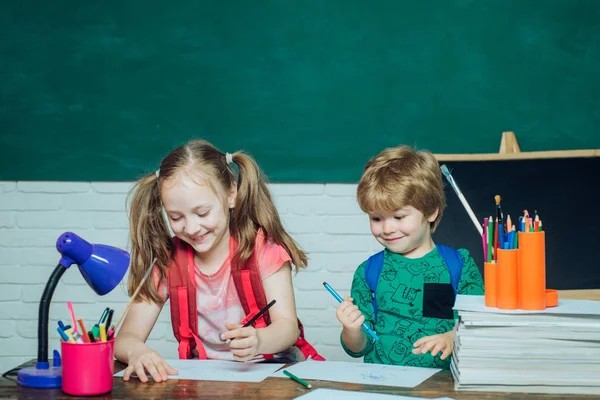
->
[434, 131, 599, 161]
[434, 149, 600, 162]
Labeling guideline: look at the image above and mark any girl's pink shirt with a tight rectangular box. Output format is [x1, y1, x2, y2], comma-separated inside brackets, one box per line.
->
[153, 232, 292, 360]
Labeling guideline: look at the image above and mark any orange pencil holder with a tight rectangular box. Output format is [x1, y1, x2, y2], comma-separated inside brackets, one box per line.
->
[496, 249, 518, 310]
[518, 231, 546, 310]
[484, 261, 498, 307]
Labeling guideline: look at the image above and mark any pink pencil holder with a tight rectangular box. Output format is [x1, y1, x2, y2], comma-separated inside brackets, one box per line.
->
[61, 339, 115, 396]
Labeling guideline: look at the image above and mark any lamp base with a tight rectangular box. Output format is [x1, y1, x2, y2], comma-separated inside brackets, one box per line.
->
[17, 363, 62, 388]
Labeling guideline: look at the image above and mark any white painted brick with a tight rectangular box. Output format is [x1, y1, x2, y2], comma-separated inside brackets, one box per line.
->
[62, 193, 128, 211]
[0, 266, 55, 284]
[0, 193, 62, 211]
[92, 211, 129, 229]
[17, 182, 90, 193]
[294, 270, 354, 292]
[0, 337, 39, 356]
[294, 234, 372, 253]
[17, 211, 94, 229]
[269, 184, 324, 196]
[281, 215, 322, 234]
[0, 212, 15, 228]
[0, 228, 71, 247]
[0, 247, 60, 266]
[324, 184, 358, 197]
[0, 285, 21, 301]
[0, 302, 38, 320]
[92, 182, 134, 194]
[294, 290, 330, 310]
[309, 327, 344, 346]
[0, 320, 16, 338]
[16, 320, 37, 338]
[321, 215, 369, 234]
[307, 252, 369, 273]
[284, 196, 363, 216]
[0, 182, 17, 194]
[297, 310, 340, 328]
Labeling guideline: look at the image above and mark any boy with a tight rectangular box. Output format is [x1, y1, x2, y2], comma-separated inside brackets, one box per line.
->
[336, 145, 484, 368]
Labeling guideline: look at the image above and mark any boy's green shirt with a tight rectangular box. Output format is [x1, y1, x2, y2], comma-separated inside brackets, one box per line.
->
[341, 246, 484, 368]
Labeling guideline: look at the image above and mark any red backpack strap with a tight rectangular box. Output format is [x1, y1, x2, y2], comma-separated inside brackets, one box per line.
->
[294, 319, 326, 361]
[230, 236, 325, 361]
[167, 238, 207, 359]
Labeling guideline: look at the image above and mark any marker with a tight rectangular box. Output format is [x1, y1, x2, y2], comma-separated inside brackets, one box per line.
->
[322, 282, 380, 341]
[78, 318, 90, 343]
[98, 307, 110, 325]
[283, 370, 312, 389]
[225, 300, 277, 344]
[57, 327, 73, 342]
[105, 309, 114, 329]
[67, 301, 78, 334]
[99, 323, 107, 342]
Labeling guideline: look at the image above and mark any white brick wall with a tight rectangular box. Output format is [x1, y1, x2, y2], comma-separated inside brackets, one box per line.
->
[0, 181, 382, 373]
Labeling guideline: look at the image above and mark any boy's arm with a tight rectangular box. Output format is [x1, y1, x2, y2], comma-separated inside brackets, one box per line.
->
[457, 249, 485, 295]
[340, 263, 377, 357]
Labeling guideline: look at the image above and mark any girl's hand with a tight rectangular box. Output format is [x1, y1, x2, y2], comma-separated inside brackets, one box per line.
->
[122, 346, 178, 383]
[412, 330, 455, 360]
[221, 322, 260, 362]
[335, 296, 365, 332]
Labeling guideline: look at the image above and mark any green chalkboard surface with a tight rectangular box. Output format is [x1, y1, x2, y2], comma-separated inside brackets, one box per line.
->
[1, 1, 600, 182]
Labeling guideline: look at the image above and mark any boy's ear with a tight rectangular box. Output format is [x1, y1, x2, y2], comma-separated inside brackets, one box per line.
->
[427, 208, 439, 223]
[228, 183, 237, 209]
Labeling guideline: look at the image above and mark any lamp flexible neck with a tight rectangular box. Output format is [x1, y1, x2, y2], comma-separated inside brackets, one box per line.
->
[38, 264, 67, 363]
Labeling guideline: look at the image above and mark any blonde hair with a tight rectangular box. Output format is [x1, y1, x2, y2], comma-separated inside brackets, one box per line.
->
[356, 145, 445, 231]
[128, 139, 307, 304]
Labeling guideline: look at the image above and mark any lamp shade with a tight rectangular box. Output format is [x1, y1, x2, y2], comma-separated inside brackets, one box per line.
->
[56, 232, 130, 295]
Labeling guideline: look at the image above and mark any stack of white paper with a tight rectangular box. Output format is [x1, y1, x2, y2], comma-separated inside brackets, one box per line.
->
[451, 295, 600, 395]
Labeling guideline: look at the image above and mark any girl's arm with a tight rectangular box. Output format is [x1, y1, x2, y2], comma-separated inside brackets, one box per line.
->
[114, 301, 178, 382]
[221, 262, 300, 360]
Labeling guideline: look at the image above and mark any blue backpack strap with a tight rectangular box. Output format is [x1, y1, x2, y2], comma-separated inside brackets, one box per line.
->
[436, 244, 464, 294]
[364, 250, 385, 321]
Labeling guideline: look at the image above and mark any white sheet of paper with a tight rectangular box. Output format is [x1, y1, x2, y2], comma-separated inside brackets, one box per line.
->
[295, 388, 454, 400]
[272, 361, 440, 388]
[114, 359, 286, 382]
[454, 295, 600, 316]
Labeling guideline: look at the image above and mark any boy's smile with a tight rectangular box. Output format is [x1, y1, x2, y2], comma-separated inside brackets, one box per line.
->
[368, 206, 438, 258]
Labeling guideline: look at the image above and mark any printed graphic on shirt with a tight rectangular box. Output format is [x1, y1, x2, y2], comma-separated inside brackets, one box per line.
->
[345, 246, 484, 369]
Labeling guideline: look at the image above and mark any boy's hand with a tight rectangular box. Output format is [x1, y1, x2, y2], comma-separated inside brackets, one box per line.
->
[221, 322, 260, 362]
[335, 296, 365, 332]
[412, 330, 455, 360]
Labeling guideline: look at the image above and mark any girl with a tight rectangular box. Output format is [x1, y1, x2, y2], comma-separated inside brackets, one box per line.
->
[115, 140, 322, 383]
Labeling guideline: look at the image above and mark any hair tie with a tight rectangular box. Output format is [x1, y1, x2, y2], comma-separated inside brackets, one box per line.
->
[225, 153, 233, 165]
[155, 170, 160, 178]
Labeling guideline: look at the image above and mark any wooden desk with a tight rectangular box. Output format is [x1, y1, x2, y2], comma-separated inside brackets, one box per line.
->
[1, 361, 599, 400]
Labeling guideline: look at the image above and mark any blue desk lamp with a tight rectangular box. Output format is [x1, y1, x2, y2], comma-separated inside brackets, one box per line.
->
[17, 232, 130, 388]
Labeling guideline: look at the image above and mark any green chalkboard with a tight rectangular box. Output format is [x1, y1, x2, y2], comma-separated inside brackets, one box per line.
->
[1, 1, 600, 182]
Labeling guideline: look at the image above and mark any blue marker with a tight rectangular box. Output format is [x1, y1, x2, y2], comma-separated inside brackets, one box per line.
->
[56, 327, 69, 342]
[323, 282, 380, 342]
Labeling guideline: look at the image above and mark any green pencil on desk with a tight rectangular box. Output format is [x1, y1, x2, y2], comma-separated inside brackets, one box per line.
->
[283, 370, 312, 389]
